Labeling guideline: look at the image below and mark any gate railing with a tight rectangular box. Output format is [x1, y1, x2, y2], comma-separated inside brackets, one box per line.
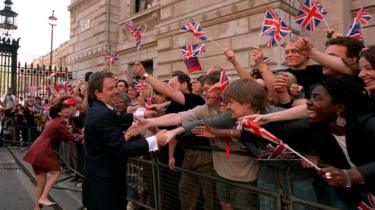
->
[0, 36, 71, 99]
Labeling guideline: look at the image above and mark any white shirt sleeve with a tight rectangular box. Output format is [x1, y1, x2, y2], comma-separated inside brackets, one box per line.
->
[146, 135, 158, 152]
[134, 109, 145, 119]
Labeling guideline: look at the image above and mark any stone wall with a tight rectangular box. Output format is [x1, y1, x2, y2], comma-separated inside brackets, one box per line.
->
[36, 0, 375, 82]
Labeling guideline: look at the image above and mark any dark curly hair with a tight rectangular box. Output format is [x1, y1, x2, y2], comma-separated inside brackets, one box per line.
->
[49, 96, 75, 119]
[319, 76, 369, 120]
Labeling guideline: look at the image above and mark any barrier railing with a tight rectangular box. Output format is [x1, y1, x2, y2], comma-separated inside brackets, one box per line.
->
[0, 125, 40, 147]
[9, 128, 340, 210]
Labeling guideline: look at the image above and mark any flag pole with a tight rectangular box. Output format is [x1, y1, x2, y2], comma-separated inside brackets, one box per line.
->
[322, 19, 331, 30]
[359, 1, 367, 46]
[360, 23, 367, 46]
[209, 38, 225, 50]
[257, 35, 262, 47]
[284, 144, 321, 170]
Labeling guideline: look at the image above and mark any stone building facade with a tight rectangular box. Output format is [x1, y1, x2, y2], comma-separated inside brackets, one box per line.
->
[41, 0, 375, 82]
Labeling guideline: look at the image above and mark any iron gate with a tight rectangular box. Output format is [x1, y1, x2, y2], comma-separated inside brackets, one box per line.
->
[0, 36, 71, 99]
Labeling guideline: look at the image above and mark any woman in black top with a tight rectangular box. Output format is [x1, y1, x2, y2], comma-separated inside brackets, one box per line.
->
[359, 46, 375, 112]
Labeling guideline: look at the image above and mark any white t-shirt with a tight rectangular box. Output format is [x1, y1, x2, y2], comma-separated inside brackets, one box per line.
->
[332, 133, 356, 168]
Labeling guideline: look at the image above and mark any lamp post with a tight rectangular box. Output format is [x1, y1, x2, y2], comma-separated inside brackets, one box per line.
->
[0, 0, 18, 95]
[48, 10, 57, 68]
[0, 0, 17, 36]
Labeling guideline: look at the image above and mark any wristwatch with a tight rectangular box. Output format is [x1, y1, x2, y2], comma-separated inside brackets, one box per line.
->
[142, 73, 149, 80]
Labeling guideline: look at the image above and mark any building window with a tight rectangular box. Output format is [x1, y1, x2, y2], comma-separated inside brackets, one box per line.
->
[134, 0, 159, 13]
[142, 60, 153, 75]
[134, 0, 147, 13]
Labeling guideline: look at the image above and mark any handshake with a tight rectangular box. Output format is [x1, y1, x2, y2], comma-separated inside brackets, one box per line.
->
[124, 119, 180, 146]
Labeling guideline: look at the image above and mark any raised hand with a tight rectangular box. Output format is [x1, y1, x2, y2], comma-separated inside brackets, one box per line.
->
[252, 48, 265, 65]
[326, 29, 342, 39]
[132, 61, 146, 78]
[290, 83, 304, 96]
[294, 37, 313, 56]
[273, 73, 289, 93]
[224, 48, 236, 64]
[206, 84, 221, 99]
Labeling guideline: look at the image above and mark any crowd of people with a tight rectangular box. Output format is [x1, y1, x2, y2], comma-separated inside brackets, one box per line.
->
[1, 31, 374, 210]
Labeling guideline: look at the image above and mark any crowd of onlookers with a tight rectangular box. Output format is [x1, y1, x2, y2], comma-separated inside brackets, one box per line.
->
[1, 30, 375, 210]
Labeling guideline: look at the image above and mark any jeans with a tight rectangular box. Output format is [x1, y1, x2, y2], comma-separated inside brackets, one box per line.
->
[257, 162, 317, 210]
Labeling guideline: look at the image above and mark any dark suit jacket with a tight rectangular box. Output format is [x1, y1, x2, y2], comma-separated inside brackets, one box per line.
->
[82, 100, 149, 210]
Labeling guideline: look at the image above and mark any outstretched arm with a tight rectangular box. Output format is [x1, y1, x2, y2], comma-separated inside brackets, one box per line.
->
[224, 48, 252, 79]
[133, 62, 186, 105]
[295, 37, 357, 76]
[240, 104, 308, 125]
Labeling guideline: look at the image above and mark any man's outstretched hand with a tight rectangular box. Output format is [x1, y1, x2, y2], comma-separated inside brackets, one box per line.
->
[155, 129, 176, 146]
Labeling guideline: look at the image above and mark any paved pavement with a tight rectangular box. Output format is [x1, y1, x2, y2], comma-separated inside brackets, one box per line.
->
[0, 146, 34, 210]
[0, 146, 83, 210]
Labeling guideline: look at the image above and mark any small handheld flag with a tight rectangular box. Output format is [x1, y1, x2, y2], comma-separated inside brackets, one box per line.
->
[126, 21, 142, 50]
[179, 43, 206, 60]
[294, 0, 327, 31]
[260, 8, 291, 47]
[180, 21, 208, 41]
[183, 57, 202, 73]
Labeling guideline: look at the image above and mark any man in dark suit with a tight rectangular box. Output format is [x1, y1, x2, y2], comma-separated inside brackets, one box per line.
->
[82, 71, 170, 210]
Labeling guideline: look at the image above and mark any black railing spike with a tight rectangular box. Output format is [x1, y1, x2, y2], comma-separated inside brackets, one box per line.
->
[36, 64, 40, 69]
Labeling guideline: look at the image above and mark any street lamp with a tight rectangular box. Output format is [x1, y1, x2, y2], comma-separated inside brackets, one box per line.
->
[0, 0, 18, 37]
[48, 10, 57, 68]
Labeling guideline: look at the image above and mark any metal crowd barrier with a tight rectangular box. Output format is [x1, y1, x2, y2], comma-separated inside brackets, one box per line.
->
[125, 149, 340, 210]
[0, 124, 40, 147]
[14, 130, 342, 210]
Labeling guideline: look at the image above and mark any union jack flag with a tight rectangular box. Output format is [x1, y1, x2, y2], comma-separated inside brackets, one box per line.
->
[294, 0, 327, 31]
[347, 21, 363, 40]
[258, 143, 298, 160]
[238, 118, 299, 160]
[355, 8, 372, 26]
[358, 193, 375, 210]
[219, 68, 230, 92]
[126, 21, 142, 50]
[260, 8, 291, 47]
[266, 36, 279, 48]
[180, 21, 208, 41]
[179, 43, 206, 60]
[134, 80, 149, 90]
[183, 57, 202, 73]
[104, 54, 118, 64]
